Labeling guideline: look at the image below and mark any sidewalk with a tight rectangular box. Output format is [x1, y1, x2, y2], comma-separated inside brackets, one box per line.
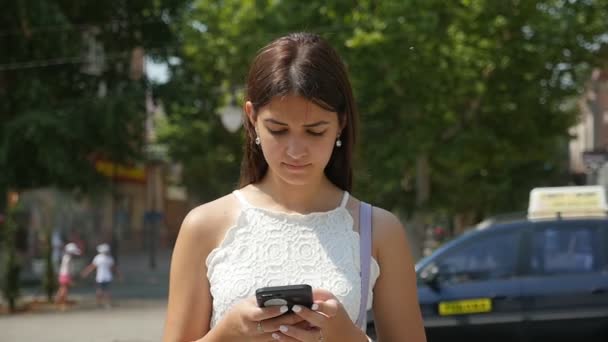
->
[0, 249, 173, 342]
[0, 299, 167, 342]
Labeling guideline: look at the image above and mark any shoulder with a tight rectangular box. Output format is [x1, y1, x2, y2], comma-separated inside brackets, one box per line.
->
[371, 206, 409, 255]
[175, 192, 241, 257]
[348, 196, 405, 238]
[370, 206, 405, 240]
[93, 254, 104, 264]
[350, 197, 409, 259]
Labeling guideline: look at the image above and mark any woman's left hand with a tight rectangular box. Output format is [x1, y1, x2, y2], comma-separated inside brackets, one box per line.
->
[271, 288, 366, 342]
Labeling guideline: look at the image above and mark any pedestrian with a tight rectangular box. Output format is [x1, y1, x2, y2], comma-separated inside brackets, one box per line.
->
[55, 242, 81, 309]
[81, 243, 119, 308]
[163, 32, 426, 342]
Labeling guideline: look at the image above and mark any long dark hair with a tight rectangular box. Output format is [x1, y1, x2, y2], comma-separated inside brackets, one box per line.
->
[239, 32, 358, 191]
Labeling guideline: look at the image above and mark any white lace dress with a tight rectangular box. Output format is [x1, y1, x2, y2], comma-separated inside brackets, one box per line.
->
[206, 190, 381, 329]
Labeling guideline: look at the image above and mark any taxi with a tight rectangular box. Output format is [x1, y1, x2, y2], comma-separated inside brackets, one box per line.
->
[414, 186, 608, 341]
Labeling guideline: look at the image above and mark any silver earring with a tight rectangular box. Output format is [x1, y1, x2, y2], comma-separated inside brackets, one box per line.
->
[335, 138, 342, 147]
[255, 136, 261, 145]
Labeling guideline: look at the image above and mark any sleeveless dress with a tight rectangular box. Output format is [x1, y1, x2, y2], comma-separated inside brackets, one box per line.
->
[205, 190, 381, 329]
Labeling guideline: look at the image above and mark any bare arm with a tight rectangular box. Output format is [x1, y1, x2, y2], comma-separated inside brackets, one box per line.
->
[80, 263, 96, 278]
[163, 208, 215, 342]
[372, 208, 427, 342]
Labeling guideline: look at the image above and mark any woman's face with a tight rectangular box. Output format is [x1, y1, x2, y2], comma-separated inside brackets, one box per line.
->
[246, 95, 341, 186]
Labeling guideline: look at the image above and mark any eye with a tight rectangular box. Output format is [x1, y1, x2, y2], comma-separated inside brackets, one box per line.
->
[307, 130, 326, 137]
[267, 128, 288, 135]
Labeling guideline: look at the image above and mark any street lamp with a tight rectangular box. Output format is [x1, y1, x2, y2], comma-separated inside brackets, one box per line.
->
[218, 102, 243, 133]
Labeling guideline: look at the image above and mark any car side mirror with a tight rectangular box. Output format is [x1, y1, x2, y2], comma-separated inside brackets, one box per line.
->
[420, 264, 441, 291]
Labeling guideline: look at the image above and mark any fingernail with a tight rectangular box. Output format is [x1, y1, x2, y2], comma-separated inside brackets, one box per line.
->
[279, 325, 288, 333]
[272, 333, 281, 340]
[280, 305, 288, 313]
[292, 305, 301, 313]
[311, 303, 319, 311]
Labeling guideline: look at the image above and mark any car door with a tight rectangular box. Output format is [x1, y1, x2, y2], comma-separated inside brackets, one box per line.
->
[520, 220, 608, 339]
[418, 226, 526, 340]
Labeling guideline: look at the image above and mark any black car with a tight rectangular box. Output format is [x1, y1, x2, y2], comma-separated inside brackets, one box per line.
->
[415, 203, 608, 341]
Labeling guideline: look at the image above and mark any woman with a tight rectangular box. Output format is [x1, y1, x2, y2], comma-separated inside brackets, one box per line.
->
[163, 32, 426, 342]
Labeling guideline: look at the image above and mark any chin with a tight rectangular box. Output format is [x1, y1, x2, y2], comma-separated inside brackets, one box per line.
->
[274, 168, 321, 186]
[278, 173, 315, 186]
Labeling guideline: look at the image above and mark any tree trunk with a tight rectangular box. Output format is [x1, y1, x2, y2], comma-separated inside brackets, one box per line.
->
[409, 154, 430, 260]
[42, 230, 56, 302]
[2, 205, 21, 314]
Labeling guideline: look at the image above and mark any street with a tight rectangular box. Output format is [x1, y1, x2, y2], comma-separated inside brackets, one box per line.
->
[0, 299, 167, 342]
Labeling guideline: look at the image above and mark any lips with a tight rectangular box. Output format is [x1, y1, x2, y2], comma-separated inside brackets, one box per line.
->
[282, 162, 311, 171]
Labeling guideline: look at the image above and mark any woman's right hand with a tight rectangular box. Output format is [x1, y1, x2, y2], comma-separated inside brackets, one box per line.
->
[214, 296, 306, 341]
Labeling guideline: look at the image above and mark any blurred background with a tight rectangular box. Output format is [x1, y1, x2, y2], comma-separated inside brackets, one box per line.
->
[1, 1, 608, 341]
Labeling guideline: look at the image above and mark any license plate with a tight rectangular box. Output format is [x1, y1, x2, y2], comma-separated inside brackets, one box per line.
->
[438, 298, 492, 316]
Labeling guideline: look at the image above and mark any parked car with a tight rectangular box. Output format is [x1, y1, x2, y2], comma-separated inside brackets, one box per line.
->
[415, 186, 608, 342]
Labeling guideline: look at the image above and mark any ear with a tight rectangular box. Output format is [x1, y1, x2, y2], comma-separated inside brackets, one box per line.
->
[244, 101, 256, 126]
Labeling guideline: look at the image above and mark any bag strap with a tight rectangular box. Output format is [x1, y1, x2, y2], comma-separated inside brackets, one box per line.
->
[356, 201, 373, 330]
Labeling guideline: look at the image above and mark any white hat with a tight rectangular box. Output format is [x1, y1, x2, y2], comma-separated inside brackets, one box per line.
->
[97, 243, 110, 254]
[64, 242, 81, 255]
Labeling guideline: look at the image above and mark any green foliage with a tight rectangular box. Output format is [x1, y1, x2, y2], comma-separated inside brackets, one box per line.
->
[0, 0, 189, 307]
[348, 0, 608, 218]
[158, 1, 608, 221]
[0, 0, 188, 193]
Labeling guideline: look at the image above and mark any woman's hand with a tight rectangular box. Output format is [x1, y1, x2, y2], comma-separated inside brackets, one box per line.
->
[214, 296, 307, 341]
[271, 288, 367, 342]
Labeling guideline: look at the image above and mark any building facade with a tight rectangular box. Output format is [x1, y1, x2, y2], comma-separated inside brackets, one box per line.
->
[570, 68, 608, 185]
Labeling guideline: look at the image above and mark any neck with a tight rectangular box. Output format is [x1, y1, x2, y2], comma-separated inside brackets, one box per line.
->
[255, 172, 341, 213]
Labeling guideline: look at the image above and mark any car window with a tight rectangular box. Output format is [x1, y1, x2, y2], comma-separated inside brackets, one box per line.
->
[531, 225, 600, 275]
[435, 230, 521, 285]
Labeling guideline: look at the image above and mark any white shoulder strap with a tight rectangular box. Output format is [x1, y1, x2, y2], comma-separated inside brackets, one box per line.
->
[339, 191, 350, 208]
[232, 190, 252, 208]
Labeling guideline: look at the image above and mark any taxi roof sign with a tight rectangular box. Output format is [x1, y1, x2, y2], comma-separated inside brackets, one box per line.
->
[528, 185, 607, 220]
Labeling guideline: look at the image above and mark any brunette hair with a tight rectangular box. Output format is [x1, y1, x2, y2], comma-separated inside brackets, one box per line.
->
[239, 32, 358, 191]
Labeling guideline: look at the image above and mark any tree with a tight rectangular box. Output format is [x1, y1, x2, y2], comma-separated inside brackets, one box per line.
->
[347, 0, 608, 230]
[159, 0, 608, 251]
[0, 0, 188, 307]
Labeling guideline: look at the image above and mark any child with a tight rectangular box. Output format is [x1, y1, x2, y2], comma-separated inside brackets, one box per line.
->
[81, 243, 119, 308]
[55, 242, 81, 309]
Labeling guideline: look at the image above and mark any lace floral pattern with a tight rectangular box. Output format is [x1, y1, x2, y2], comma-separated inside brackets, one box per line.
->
[206, 204, 380, 328]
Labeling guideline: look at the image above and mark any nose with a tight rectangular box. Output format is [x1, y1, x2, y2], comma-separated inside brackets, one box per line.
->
[286, 137, 308, 160]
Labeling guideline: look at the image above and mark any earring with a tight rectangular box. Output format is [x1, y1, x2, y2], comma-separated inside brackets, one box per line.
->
[255, 136, 261, 145]
[335, 138, 342, 147]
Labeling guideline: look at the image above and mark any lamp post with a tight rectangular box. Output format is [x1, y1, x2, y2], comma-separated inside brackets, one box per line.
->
[219, 102, 243, 133]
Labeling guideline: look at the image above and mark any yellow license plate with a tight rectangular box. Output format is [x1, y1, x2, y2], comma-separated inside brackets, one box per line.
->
[438, 298, 492, 316]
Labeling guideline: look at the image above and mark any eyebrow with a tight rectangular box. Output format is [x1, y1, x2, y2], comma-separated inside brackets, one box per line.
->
[263, 118, 330, 128]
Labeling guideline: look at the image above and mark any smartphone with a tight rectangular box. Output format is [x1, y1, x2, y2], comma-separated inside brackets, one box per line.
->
[255, 284, 313, 312]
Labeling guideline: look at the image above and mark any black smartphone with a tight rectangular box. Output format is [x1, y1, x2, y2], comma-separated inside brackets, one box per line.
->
[255, 284, 313, 312]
